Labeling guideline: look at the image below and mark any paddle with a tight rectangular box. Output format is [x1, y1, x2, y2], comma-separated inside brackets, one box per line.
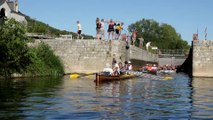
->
[70, 72, 95, 79]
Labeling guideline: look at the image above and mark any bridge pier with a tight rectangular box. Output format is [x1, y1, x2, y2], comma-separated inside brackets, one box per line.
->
[193, 40, 213, 77]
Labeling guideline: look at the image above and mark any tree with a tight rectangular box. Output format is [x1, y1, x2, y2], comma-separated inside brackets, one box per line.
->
[128, 18, 190, 50]
[0, 19, 32, 78]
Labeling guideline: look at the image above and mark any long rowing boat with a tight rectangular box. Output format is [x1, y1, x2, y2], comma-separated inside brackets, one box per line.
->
[94, 73, 135, 83]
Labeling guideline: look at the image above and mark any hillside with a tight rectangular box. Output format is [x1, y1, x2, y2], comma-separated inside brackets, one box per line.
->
[25, 16, 94, 39]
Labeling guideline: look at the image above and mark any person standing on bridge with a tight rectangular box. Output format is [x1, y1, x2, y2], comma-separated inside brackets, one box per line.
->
[96, 18, 101, 39]
[131, 30, 137, 46]
[77, 20, 82, 39]
[146, 42, 151, 51]
[100, 19, 106, 40]
[107, 19, 116, 41]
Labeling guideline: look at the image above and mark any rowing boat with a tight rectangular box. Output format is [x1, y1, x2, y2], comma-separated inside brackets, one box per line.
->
[94, 73, 135, 83]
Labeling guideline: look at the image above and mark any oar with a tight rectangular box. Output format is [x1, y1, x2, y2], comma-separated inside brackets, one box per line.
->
[70, 72, 95, 79]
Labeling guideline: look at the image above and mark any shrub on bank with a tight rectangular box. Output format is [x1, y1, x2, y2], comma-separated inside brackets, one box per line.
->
[26, 43, 64, 77]
[0, 19, 64, 79]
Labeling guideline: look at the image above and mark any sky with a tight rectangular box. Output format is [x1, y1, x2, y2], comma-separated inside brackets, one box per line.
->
[19, 0, 213, 44]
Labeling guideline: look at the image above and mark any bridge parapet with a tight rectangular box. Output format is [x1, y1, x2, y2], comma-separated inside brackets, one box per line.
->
[193, 40, 213, 46]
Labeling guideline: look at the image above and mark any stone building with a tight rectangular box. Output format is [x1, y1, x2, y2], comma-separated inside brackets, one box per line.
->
[0, 0, 26, 23]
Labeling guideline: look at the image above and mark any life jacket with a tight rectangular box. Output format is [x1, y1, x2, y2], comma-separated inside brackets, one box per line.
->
[116, 24, 121, 30]
[147, 66, 152, 71]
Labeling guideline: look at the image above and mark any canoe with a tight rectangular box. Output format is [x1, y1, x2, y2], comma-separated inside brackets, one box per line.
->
[94, 73, 135, 83]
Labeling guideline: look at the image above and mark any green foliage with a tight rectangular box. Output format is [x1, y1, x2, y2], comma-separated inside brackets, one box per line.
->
[0, 19, 32, 78]
[25, 16, 94, 39]
[0, 19, 64, 79]
[26, 43, 64, 76]
[128, 18, 190, 50]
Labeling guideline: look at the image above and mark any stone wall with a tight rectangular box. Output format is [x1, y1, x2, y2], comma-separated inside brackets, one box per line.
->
[130, 46, 158, 62]
[158, 57, 186, 66]
[193, 40, 213, 77]
[39, 39, 158, 74]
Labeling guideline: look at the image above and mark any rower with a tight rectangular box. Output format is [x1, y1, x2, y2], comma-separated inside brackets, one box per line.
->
[127, 61, 133, 70]
[112, 61, 120, 76]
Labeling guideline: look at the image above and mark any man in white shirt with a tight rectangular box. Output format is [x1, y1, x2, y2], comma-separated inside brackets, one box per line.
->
[146, 42, 151, 51]
[77, 21, 82, 39]
[100, 19, 106, 40]
[127, 61, 133, 70]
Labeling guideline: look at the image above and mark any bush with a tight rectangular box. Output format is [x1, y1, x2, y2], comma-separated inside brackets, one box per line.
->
[0, 19, 64, 79]
[0, 19, 31, 78]
[26, 43, 64, 76]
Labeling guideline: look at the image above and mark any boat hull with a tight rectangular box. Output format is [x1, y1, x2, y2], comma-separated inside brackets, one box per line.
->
[95, 73, 135, 83]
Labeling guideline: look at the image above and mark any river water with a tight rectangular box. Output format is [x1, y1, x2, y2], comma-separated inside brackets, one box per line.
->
[0, 73, 213, 120]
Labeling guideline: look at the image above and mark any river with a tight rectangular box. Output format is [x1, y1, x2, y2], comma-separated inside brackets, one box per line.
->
[0, 73, 213, 120]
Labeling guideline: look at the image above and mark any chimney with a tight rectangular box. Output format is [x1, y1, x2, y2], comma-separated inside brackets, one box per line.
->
[7, 0, 18, 12]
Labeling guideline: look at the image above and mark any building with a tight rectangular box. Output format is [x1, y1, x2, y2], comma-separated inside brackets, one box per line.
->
[0, 0, 26, 23]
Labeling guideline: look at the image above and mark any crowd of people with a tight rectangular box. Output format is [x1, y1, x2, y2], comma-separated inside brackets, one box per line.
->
[95, 18, 125, 41]
[139, 64, 177, 75]
[102, 58, 133, 76]
[76, 18, 137, 46]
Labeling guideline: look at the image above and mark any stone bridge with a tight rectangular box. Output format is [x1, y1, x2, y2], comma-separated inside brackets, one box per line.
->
[36, 38, 213, 77]
[38, 39, 158, 74]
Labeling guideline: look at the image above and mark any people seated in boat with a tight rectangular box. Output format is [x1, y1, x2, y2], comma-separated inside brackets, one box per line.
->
[158, 64, 177, 74]
[139, 64, 149, 72]
[112, 61, 120, 76]
[124, 61, 128, 70]
[152, 64, 158, 71]
[118, 62, 126, 74]
[150, 64, 158, 74]
[127, 61, 133, 70]
[112, 58, 117, 68]
[147, 64, 152, 72]
[102, 63, 113, 76]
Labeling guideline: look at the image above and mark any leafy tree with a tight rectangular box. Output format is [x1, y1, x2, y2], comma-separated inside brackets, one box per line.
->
[0, 19, 32, 78]
[128, 18, 190, 50]
[0, 19, 64, 79]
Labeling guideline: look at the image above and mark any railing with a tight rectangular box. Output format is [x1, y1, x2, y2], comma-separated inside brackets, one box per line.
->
[158, 49, 188, 58]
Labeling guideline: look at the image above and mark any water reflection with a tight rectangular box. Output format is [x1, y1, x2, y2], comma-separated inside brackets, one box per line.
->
[0, 74, 213, 119]
[95, 74, 193, 119]
[0, 77, 64, 120]
[192, 77, 213, 119]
